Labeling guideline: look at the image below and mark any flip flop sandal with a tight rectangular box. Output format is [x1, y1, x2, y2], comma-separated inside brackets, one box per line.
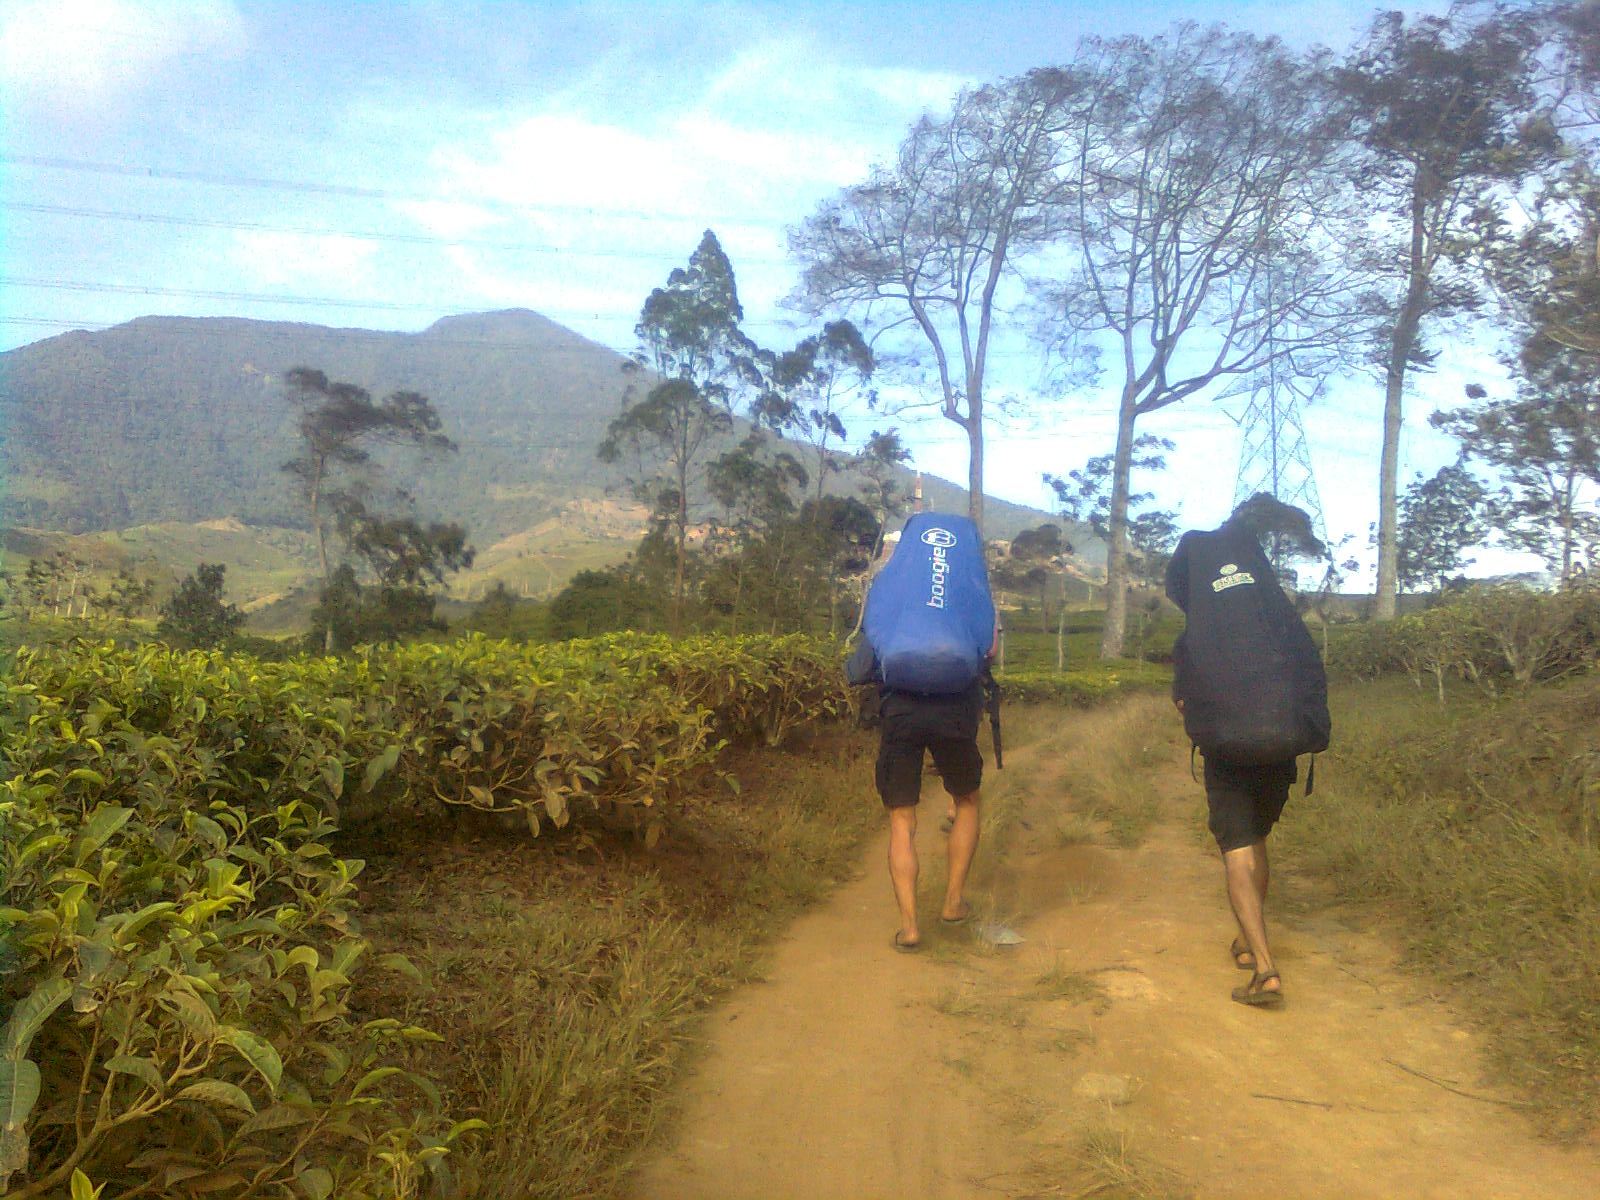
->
[1229, 938, 1257, 971]
[893, 931, 922, 953]
[1231, 970, 1284, 1008]
[940, 902, 973, 926]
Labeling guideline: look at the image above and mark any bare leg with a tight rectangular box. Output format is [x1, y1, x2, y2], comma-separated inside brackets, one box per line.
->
[1231, 839, 1270, 963]
[942, 792, 979, 921]
[1223, 840, 1279, 993]
[888, 805, 920, 946]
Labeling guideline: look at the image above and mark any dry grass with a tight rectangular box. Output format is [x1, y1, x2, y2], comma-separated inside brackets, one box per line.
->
[1068, 1124, 1192, 1199]
[1036, 694, 1185, 848]
[1278, 674, 1600, 1138]
[1034, 957, 1110, 1009]
[349, 728, 883, 1199]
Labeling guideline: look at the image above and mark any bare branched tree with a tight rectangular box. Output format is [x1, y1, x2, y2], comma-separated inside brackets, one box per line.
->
[1042, 27, 1373, 657]
[789, 69, 1080, 530]
[1336, 5, 1545, 620]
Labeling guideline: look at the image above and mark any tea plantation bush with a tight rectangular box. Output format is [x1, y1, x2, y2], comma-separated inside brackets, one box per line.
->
[0, 633, 849, 1198]
[1331, 584, 1600, 699]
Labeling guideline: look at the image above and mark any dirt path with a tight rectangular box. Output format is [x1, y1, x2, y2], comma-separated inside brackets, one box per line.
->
[626, 703, 1599, 1199]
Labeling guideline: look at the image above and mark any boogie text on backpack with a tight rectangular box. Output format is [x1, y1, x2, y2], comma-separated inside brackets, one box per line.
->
[862, 513, 996, 695]
[1164, 521, 1331, 765]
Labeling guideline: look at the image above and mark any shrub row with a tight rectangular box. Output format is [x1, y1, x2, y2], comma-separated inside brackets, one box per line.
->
[0, 633, 850, 1198]
[995, 661, 1172, 706]
[1329, 585, 1600, 699]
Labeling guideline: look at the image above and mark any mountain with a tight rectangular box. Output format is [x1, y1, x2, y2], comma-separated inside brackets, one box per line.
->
[0, 310, 638, 540]
[0, 311, 1084, 603]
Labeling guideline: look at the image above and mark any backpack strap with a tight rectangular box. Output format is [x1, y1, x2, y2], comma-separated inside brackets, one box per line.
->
[983, 666, 1003, 771]
[1305, 754, 1316, 797]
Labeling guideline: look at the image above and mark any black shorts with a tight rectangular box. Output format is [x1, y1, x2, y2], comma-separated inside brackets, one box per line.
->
[875, 686, 984, 809]
[1204, 757, 1296, 852]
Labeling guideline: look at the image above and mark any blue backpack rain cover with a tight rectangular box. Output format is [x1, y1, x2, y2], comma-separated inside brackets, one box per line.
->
[863, 512, 995, 695]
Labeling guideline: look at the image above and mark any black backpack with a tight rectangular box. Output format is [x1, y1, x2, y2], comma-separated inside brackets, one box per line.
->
[1164, 523, 1330, 766]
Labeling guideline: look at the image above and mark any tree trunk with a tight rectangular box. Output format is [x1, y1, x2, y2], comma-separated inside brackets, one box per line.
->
[1056, 603, 1067, 672]
[1375, 170, 1432, 622]
[1099, 403, 1138, 659]
[966, 414, 984, 531]
[1560, 475, 1575, 582]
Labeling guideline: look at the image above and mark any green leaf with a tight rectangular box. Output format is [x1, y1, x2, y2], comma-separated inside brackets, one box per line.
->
[190, 815, 227, 850]
[104, 1054, 164, 1095]
[176, 1079, 256, 1113]
[297, 1165, 334, 1200]
[1, 976, 71, 1059]
[1, 1057, 42, 1132]
[236, 1103, 314, 1136]
[70, 1167, 102, 1200]
[362, 743, 401, 793]
[74, 805, 131, 862]
[349, 1066, 402, 1097]
[319, 757, 345, 800]
[376, 952, 425, 985]
[113, 901, 178, 943]
[164, 988, 217, 1037]
[219, 1028, 282, 1092]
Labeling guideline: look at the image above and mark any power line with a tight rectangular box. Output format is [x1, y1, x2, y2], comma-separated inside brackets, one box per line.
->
[0, 200, 797, 265]
[2, 154, 796, 230]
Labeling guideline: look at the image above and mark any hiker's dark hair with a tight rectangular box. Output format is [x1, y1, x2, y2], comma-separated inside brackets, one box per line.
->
[1225, 493, 1325, 561]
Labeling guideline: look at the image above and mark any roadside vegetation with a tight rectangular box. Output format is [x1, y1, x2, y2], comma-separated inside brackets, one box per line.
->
[0, 626, 1164, 1198]
[1281, 586, 1600, 1136]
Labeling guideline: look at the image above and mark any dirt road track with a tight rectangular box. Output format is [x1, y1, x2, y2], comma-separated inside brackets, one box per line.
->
[627, 708, 1598, 1199]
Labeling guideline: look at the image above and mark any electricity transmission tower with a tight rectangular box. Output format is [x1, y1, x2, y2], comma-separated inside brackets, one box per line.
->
[1233, 284, 1328, 577]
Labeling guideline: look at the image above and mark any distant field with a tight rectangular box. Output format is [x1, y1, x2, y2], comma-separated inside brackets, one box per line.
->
[1, 518, 638, 630]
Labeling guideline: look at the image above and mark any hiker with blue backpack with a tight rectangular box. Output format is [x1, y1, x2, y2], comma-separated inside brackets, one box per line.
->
[849, 513, 999, 953]
[1165, 498, 1331, 1008]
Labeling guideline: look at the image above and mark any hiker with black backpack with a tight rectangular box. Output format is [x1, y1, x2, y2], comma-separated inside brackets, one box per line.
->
[1165, 498, 1331, 1008]
[848, 513, 999, 953]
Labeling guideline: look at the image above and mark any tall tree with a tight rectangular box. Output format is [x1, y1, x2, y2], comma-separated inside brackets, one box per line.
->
[1046, 28, 1370, 657]
[1336, 6, 1545, 620]
[1394, 463, 1489, 593]
[754, 320, 875, 506]
[854, 429, 913, 557]
[1434, 369, 1599, 580]
[1005, 524, 1068, 632]
[282, 368, 467, 649]
[790, 69, 1079, 529]
[599, 230, 759, 631]
[705, 432, 808, 631]
[157, 563, 245, 649]
[283, 368, 457, 587]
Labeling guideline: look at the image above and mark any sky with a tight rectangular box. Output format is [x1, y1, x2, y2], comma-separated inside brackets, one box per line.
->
[1, 0, 1542, 584]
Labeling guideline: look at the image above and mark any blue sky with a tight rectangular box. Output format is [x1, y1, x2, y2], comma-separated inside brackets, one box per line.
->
[4, 0, 1531, 582]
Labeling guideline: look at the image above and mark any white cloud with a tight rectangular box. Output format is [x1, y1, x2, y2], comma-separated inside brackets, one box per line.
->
[0, 0, 246, 107]
[228, 230, 378, 293]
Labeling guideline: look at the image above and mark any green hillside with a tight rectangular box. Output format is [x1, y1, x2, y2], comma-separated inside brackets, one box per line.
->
[0, 311, 1093, 613]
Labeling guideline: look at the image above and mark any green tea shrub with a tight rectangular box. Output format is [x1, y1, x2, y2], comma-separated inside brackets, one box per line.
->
[1331, 584, 1600, 697]
[0, 692, 475, 1198]
[995, 662, 1170, 705]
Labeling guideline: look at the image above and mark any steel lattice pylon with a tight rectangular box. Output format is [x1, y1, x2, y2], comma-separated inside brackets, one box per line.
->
[1233, 277, 1328, 576]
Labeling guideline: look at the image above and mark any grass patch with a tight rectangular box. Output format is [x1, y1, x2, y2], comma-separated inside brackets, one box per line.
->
[349, 726, 882, 1199]
[1278, 673, 1600, 1137]
[1046, 694, 1186, 849]
[1054, 812, 1097, 846]
[930, 984, 1031, 1028]
[1035, 958, 1109, 1009]
[1069, 1124, 1192, 1199]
